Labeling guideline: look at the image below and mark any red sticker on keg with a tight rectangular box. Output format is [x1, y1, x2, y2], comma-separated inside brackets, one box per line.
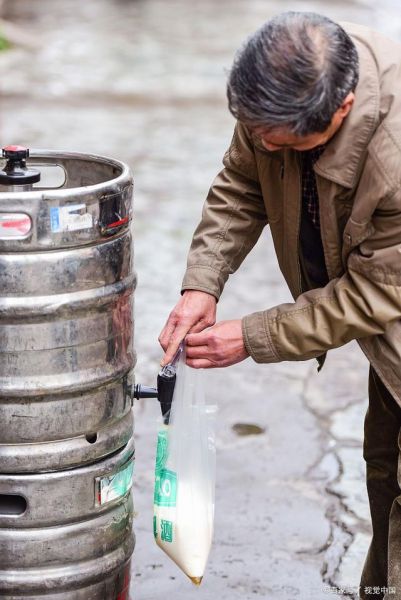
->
[0, 213, 31, 237]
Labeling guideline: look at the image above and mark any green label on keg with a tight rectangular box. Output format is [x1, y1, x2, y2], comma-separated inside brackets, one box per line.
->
[96, 459, 134, 506]
[154, 468, 177, 507]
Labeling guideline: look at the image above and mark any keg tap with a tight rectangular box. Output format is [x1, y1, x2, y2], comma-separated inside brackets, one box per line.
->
[0, 146, 41, 191]
[133, 345, 183, 424]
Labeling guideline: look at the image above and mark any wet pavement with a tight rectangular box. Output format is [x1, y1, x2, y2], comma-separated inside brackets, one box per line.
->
[2, 1, 401, 598]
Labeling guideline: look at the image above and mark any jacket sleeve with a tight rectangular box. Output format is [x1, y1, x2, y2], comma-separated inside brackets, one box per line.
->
[181, 122, 268, 300]
[242, 197, 401, 363]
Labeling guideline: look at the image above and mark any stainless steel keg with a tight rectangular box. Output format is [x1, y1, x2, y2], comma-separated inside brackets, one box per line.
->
[0, 147, 136, 471]
[0, 439, 135, 599]
[0, 146, 136, 599]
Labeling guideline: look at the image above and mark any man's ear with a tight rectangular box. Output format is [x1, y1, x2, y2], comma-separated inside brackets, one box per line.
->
[338, 92, 355, 118]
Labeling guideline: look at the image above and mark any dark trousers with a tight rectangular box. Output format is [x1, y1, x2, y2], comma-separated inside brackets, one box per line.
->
[360, 368, 401, 599]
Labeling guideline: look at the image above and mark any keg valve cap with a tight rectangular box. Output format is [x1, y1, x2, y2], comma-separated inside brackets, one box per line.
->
[0, 145, 41, 186]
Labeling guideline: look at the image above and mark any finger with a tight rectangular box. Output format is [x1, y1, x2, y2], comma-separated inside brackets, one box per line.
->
[158, 319, 177, 351]
[161, 339, 180, 366]
[186, 330, 212, 346]
[161, 324, 192, 365]
[185, 344, 210, 359]
[188, 320, 210, 334]
[186, 357, 217, 369]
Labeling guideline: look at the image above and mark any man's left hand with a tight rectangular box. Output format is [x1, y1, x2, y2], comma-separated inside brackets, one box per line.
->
[185, 319, 249, 368]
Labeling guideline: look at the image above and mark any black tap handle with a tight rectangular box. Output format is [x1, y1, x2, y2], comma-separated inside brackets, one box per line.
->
[132, 343, 182, 422]
[157, 371, 177, 424]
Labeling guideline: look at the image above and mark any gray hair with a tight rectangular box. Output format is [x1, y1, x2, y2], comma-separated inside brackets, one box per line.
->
[227, 12, 359, 136]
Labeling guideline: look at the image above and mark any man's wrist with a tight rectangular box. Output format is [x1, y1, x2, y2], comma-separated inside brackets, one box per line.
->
[181, 285, 219, 301]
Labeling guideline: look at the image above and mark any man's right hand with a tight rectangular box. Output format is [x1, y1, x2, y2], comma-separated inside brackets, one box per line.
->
[158, 290, 217, 366]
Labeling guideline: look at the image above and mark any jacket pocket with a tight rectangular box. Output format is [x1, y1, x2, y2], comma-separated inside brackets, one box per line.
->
[342, 219, 375, 264]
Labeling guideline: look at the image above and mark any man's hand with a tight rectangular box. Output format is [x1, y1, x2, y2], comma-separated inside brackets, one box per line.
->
[185, 319, 249, 368]
[159, 290, 217, 366]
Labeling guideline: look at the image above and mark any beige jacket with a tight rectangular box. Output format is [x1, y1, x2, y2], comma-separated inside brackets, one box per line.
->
[182, 23, 401, 406]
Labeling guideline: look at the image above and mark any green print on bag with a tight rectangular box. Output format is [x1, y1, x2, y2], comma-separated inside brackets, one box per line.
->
[161, 519, 174, 543]
[154, 468, 177, 507]
[155, 430, 169, 473]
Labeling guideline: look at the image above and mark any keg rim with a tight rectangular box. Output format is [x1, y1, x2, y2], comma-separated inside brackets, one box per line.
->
[0, 149, 132, 197]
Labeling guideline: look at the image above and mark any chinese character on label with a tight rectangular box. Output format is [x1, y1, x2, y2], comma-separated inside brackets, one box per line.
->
[161, 519, 173, 543]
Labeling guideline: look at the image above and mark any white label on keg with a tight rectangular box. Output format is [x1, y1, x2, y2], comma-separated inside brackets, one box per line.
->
[50, 204, 93, 233]
[96, 459, 134, 506]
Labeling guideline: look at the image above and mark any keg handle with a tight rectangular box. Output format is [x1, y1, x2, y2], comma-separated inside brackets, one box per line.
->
[132, 344, 183, 424]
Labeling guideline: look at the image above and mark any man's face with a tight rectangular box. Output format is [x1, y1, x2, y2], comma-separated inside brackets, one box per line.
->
[252, 127, 331, 152]
[250, 91, 355, 152]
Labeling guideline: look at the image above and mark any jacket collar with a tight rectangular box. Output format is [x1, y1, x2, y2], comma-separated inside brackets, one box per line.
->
[313, 37, 380, 189]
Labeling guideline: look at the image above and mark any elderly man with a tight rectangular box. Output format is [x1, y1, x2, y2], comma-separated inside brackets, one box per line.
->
[159, 12, 401, 599]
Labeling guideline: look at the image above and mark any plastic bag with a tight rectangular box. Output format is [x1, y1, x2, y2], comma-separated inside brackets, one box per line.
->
[153, 347, 216, 585]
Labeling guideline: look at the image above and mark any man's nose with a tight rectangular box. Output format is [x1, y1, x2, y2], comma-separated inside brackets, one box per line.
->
[261, 140, 282, 151]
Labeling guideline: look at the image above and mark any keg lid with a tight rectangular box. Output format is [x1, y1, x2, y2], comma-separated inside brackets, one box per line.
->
[0, 145, 41, 185]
